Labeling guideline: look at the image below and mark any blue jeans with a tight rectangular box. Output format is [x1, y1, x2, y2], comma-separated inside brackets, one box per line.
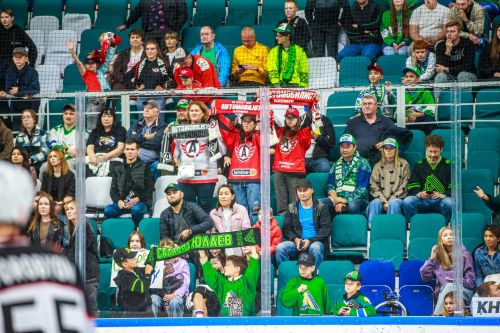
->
[337, 43, 381, 62]
[382, 45, 409, 56]
[433, 72, 477, 100]
[147, 160, 160, 181]
[305, 157, 331, 173]
[151, 294, 185, 317]
[402, 195, 453, 222]
[319, 197, 368, 215]
[179, 182, 216, 214]
[104, 201, 148, 227]
[366, 198, 404, 225]
[231, 182, 260, 224]
[276, 240, 324, 270]
[136, 96, 166, 111]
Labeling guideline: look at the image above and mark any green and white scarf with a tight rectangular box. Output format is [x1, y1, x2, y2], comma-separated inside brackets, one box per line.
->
[335, 151, 361, 196]
[277, 45, 297, 85]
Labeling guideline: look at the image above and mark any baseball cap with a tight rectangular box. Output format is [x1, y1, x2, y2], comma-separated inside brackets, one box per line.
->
[285, 106, 300, 118]
[143, 99, 160, 109]
[84, 54, 98, 64]
[345, 271, 362, 282]
[113, 248, 138, 268]
[0, 161, 34, 227]
[367, 63, 384, 75]
[225, 113, 238, 119]
[164, 183, 181, 193]
[382, 137, 399, 149]
[176, 99, 189, 109]
[172, 47, 189, 63]
[12, 47, 28, 56]
[402, 66, 422, 77]
[296, 178, 312, 190]
[180, 68, 194, 78]
[297, 252, 315, 267]
[339, 134, 356, 145]
[273, 23, 292, 34]
[63, 104, 76, 112]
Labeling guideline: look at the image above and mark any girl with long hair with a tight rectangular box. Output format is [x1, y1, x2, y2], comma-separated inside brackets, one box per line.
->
[420, 227, 475, 315]
[173, 101, 226, 213]
[381, 0, 411, 56]
[366, 138, 410, 225]
[128, 230, 147, 250]
[14, 109, 51, 172]
[10, 146, 37, 185]
[41, 148, 75, 214]
[62, 199, 99, 316]
[86, 108, 126, 176]
[479, 24, 500, 79]
[272, 106, 311, 215]
[27, 192, 63, 248]
[473, 225, 500, 287]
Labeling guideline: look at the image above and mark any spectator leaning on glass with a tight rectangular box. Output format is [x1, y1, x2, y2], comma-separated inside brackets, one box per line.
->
[191, 26, 231, 87]
[366, 138, 410, 225]
[323, 134, 371, 215]
[104, 140, 153, 228]
[232, 27, 269, 87]
[433, 20, 477, 101]
[278, 0, 312, 52]
[409, 0, 449, 50]
[268, 23, 309, 88]
[402, 134, 452, 222]
[337, 0, 382, 63]
[473, 225, 500, 287]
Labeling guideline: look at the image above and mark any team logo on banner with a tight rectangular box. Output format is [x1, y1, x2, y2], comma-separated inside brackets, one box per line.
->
[280, 138, 297, 154]
[209, 118, 217, 128]
[235, 143, 256, 162]
[181, 140, 207, 158]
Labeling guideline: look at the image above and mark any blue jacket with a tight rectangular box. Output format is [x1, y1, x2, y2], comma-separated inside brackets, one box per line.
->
[191, 41, 230, 87]
[126, 117, 166, 153]
[474, 245, 500, 287]
[5, 64, 40, 97]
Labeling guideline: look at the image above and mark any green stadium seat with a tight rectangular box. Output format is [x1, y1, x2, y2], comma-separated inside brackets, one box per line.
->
[94, 15, 125, 30]
[215, 26, 242, 46]
[80, 29, 107, 59]
[370, 214, 407, 246]
[468, 128, 500, 155]
[98, 262, 113, 311]
[63, 64, 86, 92]
[331, 214, 367, 262]
[2, 0, 29, 28]
[116, 28, 131, 52]
[430, 128, 465, 159]
[318, 260, 354, 285]
[408, 238, 435, 261]
[369, 239, 404, 270]
[462, 237, 483, 253]
[305, 172, 329, 198]
[138, 218, 160, 248]
[253, 24, 276, 48]
[32, 0, 63, 21]
[188, 262, 197, 292]
[101, 218, 135, 249]
[66, 0, 96, 24]
[406, 129, 426, 155]
[409, 213, 446, 241]
[401, 151, 423, 170]
[339, 56, 371, 86]
[475, 89, 500, 130]
[456, 212, 488, 239]
[260, 10, 283, 25]
[277, 260, 297, 316]
[87, 218, 98, 241]
[327, 91, 359, 118]
[462, 169, 494, 217]
[467, 151, 499, 182]
[45, 98, 75, 129]
[327, 284, 346, 303]
[376, 55, 407, 83]
[436, 91, 473, 127]
[182, 26, 202, 48]
[274, 215, 286, 241]
[192, 0, 226, 27]
[97, 0, 128, 19]
[226, 11, 257, 27]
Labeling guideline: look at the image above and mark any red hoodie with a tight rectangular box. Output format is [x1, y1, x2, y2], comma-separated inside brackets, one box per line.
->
[173, 55, 221, 89]
[253, 217, 282, 254]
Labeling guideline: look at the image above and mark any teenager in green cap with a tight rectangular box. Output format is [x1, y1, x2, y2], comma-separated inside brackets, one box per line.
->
[333, 271, 376, 317]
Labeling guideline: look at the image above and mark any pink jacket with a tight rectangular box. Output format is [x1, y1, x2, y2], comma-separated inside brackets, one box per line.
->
[209, 203, 252, 234]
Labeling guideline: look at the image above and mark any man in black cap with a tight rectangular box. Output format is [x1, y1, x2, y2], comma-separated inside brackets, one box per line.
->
[159, 183, 214, 245]
[276, 179, 331, 269]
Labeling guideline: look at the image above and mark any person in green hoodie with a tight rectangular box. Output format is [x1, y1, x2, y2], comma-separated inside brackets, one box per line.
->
[279, 252, 332, 316]
[402, 66, 436, 134]
[333, 271, 376, 317]
[198, 246, 260, 316]
[381, 0, 412, 56]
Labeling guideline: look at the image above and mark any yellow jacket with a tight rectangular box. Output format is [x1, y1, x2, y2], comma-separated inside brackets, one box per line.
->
[267, 44, 308, 88]
[231, 43, 269, 85]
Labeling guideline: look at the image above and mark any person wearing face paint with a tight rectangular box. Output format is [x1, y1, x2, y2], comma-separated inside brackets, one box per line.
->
[209, 185, 251, 257]
[420, 227, 475, 315]
[366, 138, 410, 225]
[62, 199, 99, 316]
[332, 271, 376, 317]
[402, 134, 452, 222]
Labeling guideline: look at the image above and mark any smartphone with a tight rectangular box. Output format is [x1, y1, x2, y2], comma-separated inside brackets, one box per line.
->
[426, 190, 433, 195]
[299, 240, 305, 249]
[238, 64, 244, 68]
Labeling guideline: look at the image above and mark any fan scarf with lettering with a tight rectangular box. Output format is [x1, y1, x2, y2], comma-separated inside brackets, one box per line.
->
[146, 229, 260, 267]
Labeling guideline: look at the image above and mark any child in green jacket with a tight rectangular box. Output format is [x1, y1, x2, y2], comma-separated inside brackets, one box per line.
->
[333, 271, 376, 317]
[279, 252, 332, 316]
[198, 246, 260, 316]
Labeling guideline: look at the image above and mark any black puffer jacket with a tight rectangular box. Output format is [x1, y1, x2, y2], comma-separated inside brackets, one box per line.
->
[110, 159, 154, 209]
[63, 222, 99, 281]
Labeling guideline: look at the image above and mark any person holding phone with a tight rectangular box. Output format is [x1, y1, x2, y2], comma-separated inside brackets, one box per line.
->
[402, 134, 452, 223]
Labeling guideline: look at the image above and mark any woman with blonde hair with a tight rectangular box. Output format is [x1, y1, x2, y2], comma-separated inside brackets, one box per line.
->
[27, 192, 63, 248]
[173, 101, 226, 213]
[420, 227, 475, 315]
[41, 148, 75, 214]
[366, 138, 410, 225]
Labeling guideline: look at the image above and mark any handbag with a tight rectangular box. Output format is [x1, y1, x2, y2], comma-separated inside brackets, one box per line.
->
[163, 274, 184, 295]
[177, 139, 200, 180]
